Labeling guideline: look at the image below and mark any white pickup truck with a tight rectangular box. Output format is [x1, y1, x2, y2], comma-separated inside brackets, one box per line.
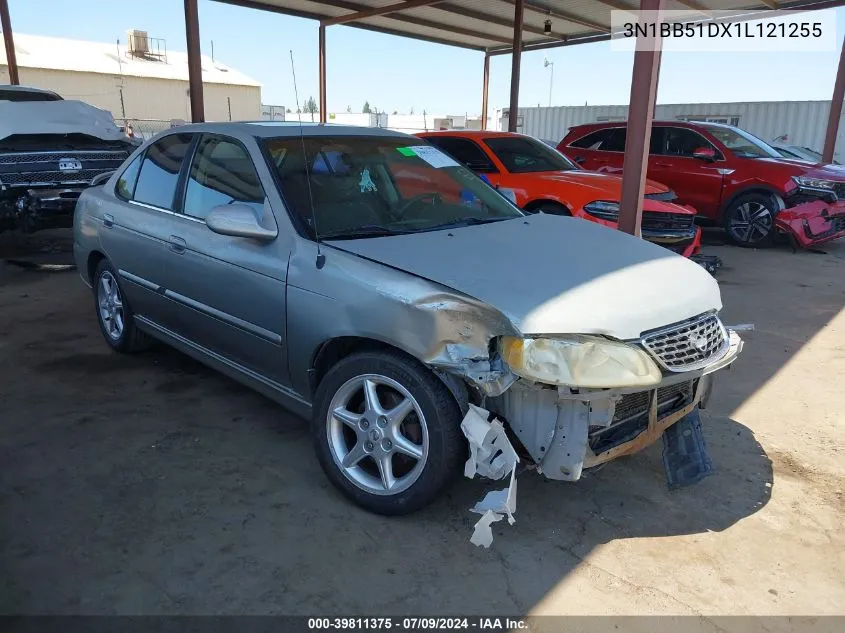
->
[0, 85, 134, 233]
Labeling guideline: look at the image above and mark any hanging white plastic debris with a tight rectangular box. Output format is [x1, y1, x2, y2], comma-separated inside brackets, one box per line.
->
[461, 404, 519, 480]
[460, 405, 521, 548]
[469, 510, 503, 549]
[471, 465, 517, 525]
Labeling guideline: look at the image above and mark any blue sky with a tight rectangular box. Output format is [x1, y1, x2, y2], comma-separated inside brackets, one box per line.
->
[5, 0, 844, 114]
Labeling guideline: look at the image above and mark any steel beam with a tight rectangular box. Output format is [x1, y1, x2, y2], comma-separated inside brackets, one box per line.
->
[481, 52, 490, 130]
[507, 0, 524, 132]
[823, 36, 845, 163]
[0, 0, 19, 85]
[321, 0, 444, 27]
[617, 0, 665, 236]
[319, 25, 327, 122]
[184, 0, 205, 122]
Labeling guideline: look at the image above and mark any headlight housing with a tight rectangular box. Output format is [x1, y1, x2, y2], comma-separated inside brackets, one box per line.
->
[583, 200, 620, 221]
[793, 176, 837, 191]
[499, 335, 662, 388]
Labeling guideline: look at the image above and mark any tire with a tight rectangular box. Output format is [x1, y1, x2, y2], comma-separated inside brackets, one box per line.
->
[312, 350, 465, 515]
[93, 259, 152, 353]
[723, 192, 779, 248]
[529, 201, 571, 216]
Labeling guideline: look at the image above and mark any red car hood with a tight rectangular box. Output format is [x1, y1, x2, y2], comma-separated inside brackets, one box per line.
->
[525, 171, 695, 215]
[799, 162, 845, 180]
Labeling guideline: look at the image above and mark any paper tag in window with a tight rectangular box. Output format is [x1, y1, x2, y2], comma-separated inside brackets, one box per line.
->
[397, 145, 460, 168]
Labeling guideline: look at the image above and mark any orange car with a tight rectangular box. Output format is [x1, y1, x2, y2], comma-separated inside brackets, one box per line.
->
[417, 130, 702, 258]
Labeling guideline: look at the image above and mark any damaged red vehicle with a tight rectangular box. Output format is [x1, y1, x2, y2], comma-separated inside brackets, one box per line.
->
[775, 200, 845, 248]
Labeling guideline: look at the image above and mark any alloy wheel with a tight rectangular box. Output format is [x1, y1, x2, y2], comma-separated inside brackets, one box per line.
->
[326, 374, 429, 496]
[729, 201, 773, 245]
[97, 271, 125, 340]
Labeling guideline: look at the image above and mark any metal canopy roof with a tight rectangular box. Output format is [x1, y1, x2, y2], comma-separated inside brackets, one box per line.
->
[215, 0, 843, 53]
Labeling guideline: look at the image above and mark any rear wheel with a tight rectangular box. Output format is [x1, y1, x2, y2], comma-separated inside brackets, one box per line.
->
[312, 350, 464, 515]
[93, 259, 151, 353]
[723, 193, 779, 247]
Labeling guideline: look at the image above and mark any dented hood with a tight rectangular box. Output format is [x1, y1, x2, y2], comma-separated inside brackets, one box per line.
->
[327, 214, 721, 341]
[0, 100, 126, 143]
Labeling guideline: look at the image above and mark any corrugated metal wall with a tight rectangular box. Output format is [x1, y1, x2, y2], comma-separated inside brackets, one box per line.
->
[505, 101, 844, 158]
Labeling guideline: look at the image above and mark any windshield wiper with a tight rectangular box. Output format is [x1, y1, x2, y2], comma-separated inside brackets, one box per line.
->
[319, 225, 413, 240]
[422, 216, 513, 231]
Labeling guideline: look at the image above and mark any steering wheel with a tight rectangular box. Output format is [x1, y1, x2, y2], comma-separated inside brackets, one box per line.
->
[394, 192, 443, 219]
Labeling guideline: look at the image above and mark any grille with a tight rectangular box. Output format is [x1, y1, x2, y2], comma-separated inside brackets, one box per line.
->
[641, 211, 694, 232]
[612, 381, 692, 423]
[641, 312, 729, 371]
[0, 150, 129, 164]
[0, 169, 105, 186]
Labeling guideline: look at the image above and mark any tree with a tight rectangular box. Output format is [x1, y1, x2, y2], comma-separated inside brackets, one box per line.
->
[392, 110, 398, 115]
[304, 96, 318, 122]
[362, 101, 371, 113]
[285, 107, 291, 113]
[346, 105, 352, 113]
[410, 106, 415, 115]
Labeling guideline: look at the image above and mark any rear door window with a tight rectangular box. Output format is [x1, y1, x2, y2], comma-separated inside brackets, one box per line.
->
[133, 133, 194, 209]
[115, 154, 142, 201]
[569, 127, 626, 152]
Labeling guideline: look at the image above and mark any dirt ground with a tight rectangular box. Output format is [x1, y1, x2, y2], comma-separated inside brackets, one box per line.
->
[1, 230, 844, 617]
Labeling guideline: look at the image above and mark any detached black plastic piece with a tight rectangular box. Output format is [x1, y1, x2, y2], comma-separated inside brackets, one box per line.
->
[662, 409, 713, 490]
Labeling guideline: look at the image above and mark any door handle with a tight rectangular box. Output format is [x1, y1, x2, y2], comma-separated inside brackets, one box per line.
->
[655, 161, 673, 167]
[168, 235, 187, 254]
[103, 213, 114, 228]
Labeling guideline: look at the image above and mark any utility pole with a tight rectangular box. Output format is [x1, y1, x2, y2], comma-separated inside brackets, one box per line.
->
[544, 58, 554, 107]
[115, 39, 127, 121]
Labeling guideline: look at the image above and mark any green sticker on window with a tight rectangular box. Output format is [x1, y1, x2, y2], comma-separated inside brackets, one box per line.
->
[396, 147, 416, 156]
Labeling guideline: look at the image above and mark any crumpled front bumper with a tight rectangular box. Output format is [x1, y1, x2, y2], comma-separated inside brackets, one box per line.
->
[487, 330, 743, 481]
[775, 200, 845, 248]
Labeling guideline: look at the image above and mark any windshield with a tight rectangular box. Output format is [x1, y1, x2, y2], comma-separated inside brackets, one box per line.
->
[263, 136, 523, 239]
[483, 136, 578, 173]
[701, 124, 781, 159]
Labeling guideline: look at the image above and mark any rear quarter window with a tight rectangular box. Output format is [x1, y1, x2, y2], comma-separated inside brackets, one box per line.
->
[132, 134, 194, 209]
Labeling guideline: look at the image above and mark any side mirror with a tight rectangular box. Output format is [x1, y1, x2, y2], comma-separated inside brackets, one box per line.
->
[206, 202, 278, 241]
[693, 147, 716, 162]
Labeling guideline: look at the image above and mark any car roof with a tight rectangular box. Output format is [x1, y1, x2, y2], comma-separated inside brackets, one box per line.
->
[159, 121, 418, 140]
[0, 84, 63, 100]
[418, 130, 535, 140]
[570, 120, 722, 131]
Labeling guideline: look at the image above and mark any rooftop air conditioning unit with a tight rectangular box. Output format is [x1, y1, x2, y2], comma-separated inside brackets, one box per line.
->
[127, 30, 149, 56]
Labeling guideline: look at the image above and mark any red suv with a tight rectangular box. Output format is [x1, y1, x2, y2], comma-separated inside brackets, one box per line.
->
[558, 121, 845, 247]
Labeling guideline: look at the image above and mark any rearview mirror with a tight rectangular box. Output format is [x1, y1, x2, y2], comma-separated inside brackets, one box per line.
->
[693, 147, 716, 162]
[206, 202, 278, 241]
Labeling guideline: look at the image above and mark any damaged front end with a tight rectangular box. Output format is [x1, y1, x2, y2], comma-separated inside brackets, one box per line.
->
[775, 199, 845, 249]
[450, 312, 743, 485]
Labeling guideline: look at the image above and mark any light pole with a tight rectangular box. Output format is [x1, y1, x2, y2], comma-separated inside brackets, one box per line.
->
[544, 58, 554, 107]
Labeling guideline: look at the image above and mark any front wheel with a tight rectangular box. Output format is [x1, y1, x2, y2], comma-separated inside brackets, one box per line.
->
[723, 193, 779, 247]
[312, 350, 464, 515]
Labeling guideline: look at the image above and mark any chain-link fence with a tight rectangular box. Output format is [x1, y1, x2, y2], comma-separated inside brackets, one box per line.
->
[118, 118, 186, 142]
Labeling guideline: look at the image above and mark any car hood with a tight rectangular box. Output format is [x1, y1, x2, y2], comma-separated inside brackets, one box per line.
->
[799, 162, 845, 180]
[326, 214, 721, 340]
[526, 170, 668, 197]
[0, 100, 126, 143]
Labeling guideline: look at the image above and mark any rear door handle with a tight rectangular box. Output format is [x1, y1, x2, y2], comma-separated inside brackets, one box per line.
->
[168, 235, 187, 254]
[103, 213, 114, 228]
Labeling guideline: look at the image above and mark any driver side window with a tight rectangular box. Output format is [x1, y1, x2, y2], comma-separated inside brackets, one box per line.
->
[425, 137, 497, 172]
[183, 135, 266, 221]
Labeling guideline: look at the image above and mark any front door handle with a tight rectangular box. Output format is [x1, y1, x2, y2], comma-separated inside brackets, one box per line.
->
[168, 235, 187, 254]
[103, 213, 114, 228]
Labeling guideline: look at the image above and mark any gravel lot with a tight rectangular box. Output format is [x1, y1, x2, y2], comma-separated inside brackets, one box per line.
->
[1, 231, 843, 616]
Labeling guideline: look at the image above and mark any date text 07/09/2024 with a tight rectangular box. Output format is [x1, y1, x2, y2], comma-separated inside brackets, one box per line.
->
[307, 617, 528, 631]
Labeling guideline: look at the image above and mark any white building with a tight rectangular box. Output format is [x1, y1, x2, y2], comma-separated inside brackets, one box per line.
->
[0, 31, 262, 124]
[503, 101, 844, 159]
